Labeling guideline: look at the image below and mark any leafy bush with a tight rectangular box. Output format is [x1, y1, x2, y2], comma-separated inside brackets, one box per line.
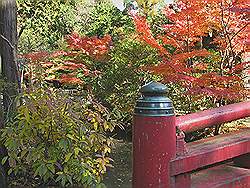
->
[83, 1, 134, 40]
[20, 33, 112, 90]
[93, 37, 160, 131]
[17, 0, 82, 52]
[16, 0, 163, 141]
[1, 88, 114, 187]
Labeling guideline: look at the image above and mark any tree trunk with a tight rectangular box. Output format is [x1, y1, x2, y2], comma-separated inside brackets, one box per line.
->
[0, 0, 18, 118]
[0, 0, 18, 120]
[0, 0, 18, 186]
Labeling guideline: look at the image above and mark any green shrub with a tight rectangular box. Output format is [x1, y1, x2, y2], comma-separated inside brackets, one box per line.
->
[84, 1, 134, 40]
[93, 37, 160, 131]
[17, 0, 82, 52]
[1, 88, 114, 187]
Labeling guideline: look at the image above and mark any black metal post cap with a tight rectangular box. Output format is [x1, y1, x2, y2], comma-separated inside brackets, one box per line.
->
[140, 81, 168, 96]
[135, 81, 175, 117]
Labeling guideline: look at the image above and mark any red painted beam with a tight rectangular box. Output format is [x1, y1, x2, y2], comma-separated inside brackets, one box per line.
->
[170, 128, 250, 176]
[191, 164, 250, 188]
[176, 101, 250, 133]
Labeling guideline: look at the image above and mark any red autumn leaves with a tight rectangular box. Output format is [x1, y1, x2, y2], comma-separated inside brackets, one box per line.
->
[133, 0, 249, 99]
[22, 33, 112, 86]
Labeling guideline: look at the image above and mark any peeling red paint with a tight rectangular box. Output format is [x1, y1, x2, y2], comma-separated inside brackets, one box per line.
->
[133, 116, 176, 188]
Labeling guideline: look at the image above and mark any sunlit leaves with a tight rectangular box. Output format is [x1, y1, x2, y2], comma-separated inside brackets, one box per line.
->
[1, 88, 113, 186]
[21, 33, 112, 86]
[66, 32, 112, 60]
[133, 0, 249, 100]
[133, 15, 170, 56]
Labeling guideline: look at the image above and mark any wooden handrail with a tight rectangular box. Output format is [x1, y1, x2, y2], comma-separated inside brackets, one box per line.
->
[176, 101, 250, 133]
[133, 82, 250, 188]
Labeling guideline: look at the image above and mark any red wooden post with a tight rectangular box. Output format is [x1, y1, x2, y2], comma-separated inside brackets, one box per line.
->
[133, 81, 176, 188]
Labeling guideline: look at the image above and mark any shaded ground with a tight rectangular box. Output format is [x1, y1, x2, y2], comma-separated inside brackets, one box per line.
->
[103, 140, 132, 188]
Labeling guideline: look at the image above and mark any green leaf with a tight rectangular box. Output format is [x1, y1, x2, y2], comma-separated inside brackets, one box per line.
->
[41, 165, 48, 176]
[1, 156, 8, 165]
[66, 134, 75, 140]
[74, 147, 82, 156]
[67, 175, 73, 185]
[7, 168, 13, 175]
[47, 164, 55, 174]
[59, 139, 68, 151]
[21, 149, 28, 158]
[43, 173, 50, 182]
[61, 175, 66, 187]
[64, 153, 72, 163]
[55, 174, 63, 182]
[34, 165, 41, 177]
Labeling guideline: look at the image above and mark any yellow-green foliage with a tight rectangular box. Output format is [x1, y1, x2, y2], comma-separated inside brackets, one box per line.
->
[17, 0, 80, 52]
[1, 88, 114, 187]
[136, 0, 163, 16]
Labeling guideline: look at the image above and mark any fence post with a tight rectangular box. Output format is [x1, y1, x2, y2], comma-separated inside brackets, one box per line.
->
[133, 81, 176, 188]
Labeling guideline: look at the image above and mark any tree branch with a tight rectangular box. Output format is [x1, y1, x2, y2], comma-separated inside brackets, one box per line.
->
[18, 25, 26, 40]
[0, 34, 15, 50]
[230, 23, 249, 41]
[0, 34, 21, 93]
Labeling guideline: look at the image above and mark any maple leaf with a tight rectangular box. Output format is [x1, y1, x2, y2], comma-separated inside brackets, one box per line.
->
[133, 15, 170, 56]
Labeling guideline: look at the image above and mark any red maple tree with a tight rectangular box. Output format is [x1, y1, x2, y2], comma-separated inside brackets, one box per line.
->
[21, 33, 112, 86]
[133, 0, 249, 101]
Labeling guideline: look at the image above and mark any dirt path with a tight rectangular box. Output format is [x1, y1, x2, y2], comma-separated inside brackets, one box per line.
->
[103, 141, 132, 188]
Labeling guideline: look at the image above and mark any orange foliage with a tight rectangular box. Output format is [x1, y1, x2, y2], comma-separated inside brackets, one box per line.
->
[59, 74, 84, 85]
[133, 15, 170, 56]
[133, 0, 249, 99]
[66, 32, 112, 61]
[22, 33, 112, 86]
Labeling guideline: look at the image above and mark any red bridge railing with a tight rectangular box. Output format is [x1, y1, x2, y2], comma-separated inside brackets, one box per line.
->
[177, 101, 250, 133]
[133, 82, 250, 188]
